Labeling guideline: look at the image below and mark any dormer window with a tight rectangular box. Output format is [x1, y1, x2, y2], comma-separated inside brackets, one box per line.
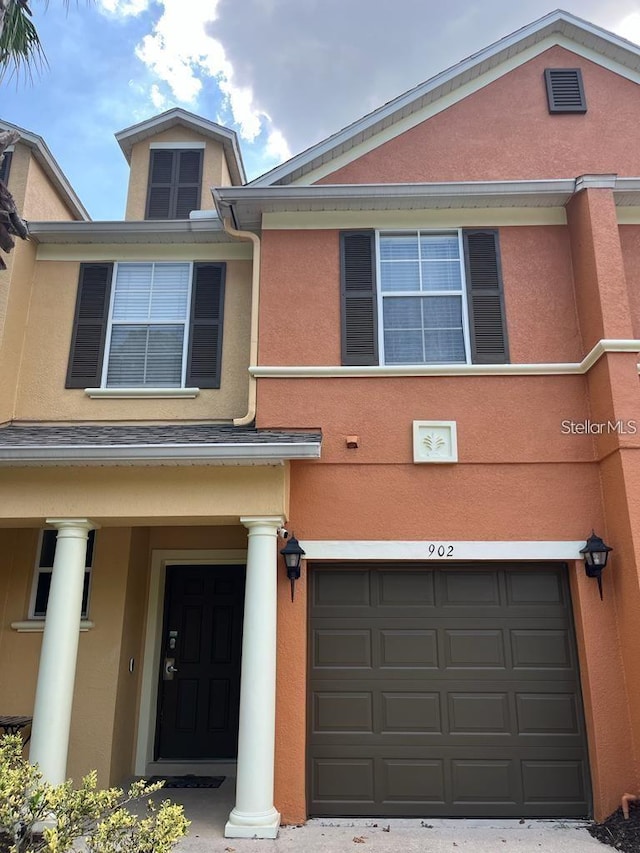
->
[145, 144, 204, 219]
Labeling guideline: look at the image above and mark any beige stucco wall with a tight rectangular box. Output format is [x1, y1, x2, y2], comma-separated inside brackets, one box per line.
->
[0, 464, 289, 525]
[13, 257, 251, 422]
[0, 143, 83, 421]
[0, 528, 40, 716]
[23, 155, 79, 222]
[0, 239, 37, 423]
[124, 127, 228, 220]
[108, 527, 149, 784]
[0, 522, 255, 786]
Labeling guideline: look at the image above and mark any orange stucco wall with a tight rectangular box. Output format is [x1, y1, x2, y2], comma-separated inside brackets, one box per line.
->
[261, 195, 640, 821]
[320, 47, 640, 184]
[259, 225, 581, 367]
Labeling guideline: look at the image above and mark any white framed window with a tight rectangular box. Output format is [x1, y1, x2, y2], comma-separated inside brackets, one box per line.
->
[376, 230, 471, 365]
[102, 262, 192, 388]
[30, 529, 95, 619]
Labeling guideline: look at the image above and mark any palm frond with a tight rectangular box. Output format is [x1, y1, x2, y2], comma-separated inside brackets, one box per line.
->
[0, 1, 47, 81]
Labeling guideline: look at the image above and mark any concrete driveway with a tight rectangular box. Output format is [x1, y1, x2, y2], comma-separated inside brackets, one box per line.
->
[157, 780, 611, 852]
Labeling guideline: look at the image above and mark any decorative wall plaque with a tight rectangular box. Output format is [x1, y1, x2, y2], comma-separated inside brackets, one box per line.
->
[413, 420, 458, 463]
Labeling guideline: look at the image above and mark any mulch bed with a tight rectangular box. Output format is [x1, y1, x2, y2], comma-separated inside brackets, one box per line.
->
[589, 800, 640, 852]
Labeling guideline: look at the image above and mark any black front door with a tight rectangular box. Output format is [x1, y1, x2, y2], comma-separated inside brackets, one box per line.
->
[156, 564, 245, 760]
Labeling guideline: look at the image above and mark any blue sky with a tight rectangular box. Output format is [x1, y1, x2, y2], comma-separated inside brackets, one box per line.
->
[1, 0, 640, 220]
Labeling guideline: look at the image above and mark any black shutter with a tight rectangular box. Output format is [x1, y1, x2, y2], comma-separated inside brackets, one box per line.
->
[66, 263, 113, 388]
[463, 230, 509, 364]
[146, 149, 202, 219]
[146, 150, 175, 219]
[0, 151, 12, 185]
[340, 231, 378, 365]
[187, 262, 225, 388]
[175, 150, 202, 218]
[544, 68, 587, 113]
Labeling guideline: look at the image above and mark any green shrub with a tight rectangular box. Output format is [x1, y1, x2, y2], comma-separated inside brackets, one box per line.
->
[0, 735, 188, 853]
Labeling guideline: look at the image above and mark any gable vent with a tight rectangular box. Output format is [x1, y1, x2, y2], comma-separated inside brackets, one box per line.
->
[544, 68, 586, 113]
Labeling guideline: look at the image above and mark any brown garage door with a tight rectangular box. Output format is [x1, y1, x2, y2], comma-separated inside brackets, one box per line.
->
[308, 563, 590, 818]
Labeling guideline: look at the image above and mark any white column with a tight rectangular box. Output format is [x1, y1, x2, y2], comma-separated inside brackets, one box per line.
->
[225, 516, 284, 839]
[29, 519, 96, 784]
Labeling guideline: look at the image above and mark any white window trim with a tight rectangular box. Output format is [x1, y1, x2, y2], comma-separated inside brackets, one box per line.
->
[101, 261, 194, 390]
[375, 228, 472, 366]
[149, 142, 206, 150]
[27, 529, 95, 620]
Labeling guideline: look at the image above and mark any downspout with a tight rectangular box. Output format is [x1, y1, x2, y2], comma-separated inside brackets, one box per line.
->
[213, 190, 260, 427]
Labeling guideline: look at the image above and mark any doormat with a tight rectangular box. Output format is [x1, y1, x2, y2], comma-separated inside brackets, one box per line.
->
[146, 775, 225, 789]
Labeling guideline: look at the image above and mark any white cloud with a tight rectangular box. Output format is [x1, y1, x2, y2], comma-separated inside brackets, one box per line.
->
[265, 129, 291, 163]
[127, 0, 289, 161]
[97, 0, 150, 17]
[613, 11, 640, 45]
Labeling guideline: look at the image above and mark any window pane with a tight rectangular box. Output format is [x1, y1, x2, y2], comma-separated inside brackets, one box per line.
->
[420, 260, 462, 291]
[383, 297, 422, 329]
[380, 262, 420, 292]
[149, 264, 190, 321]
[107, 325, 147, 386]
[423, 296, 463, 329]
[34, 570, 91, 618]
[382, 294, 466, 364]
[107, 325, 184, 387]
[424, 329, 466, 362]
[146, 326, 184, 386]
[384, 329, 423, 363]
[380, 233, 419, 260]
[39, 529, 57, 567]
[112, 264, 152, 321]
[420, 234, 459, 260]
[34, 571, 52, 617]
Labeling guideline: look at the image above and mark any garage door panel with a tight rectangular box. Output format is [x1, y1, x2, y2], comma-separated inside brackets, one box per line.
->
[516, 693, 579, 734]
[511, 630, 573, 669]
[308, 564, 590, 817]
[378, 571, 436, 606]
[452, 759, 517, 803]
[381, 692, 442, 733]
[380, 759, 445, 803]
[444, 629, 506, 668]
[506, 571, 566, 606]
[522, 760, 587, 803]
[313, 630, 372, 668]
[440, 571, 501, 606]
[448, 692, 510, 733]
[380, 629, 439, 667]
[313, 692, 374, 733]
[312, 758, 375, 803]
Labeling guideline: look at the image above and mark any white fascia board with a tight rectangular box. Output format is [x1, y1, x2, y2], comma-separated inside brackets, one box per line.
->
[218, 179, 577, 202]
[0, 442, 321, 465]
[300, 540, 586, 561]
[250, 11, 640, 188]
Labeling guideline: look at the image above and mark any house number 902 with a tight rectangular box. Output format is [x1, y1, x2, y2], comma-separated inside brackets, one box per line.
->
[427, 543, 454, 557]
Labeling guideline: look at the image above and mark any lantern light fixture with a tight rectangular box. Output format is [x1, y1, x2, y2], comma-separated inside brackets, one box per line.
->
[280, 534, 306, 602]
[580, 530, 612, 600]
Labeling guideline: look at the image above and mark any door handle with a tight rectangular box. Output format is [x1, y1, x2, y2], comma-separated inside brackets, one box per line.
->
[163, 658, 178, 680]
